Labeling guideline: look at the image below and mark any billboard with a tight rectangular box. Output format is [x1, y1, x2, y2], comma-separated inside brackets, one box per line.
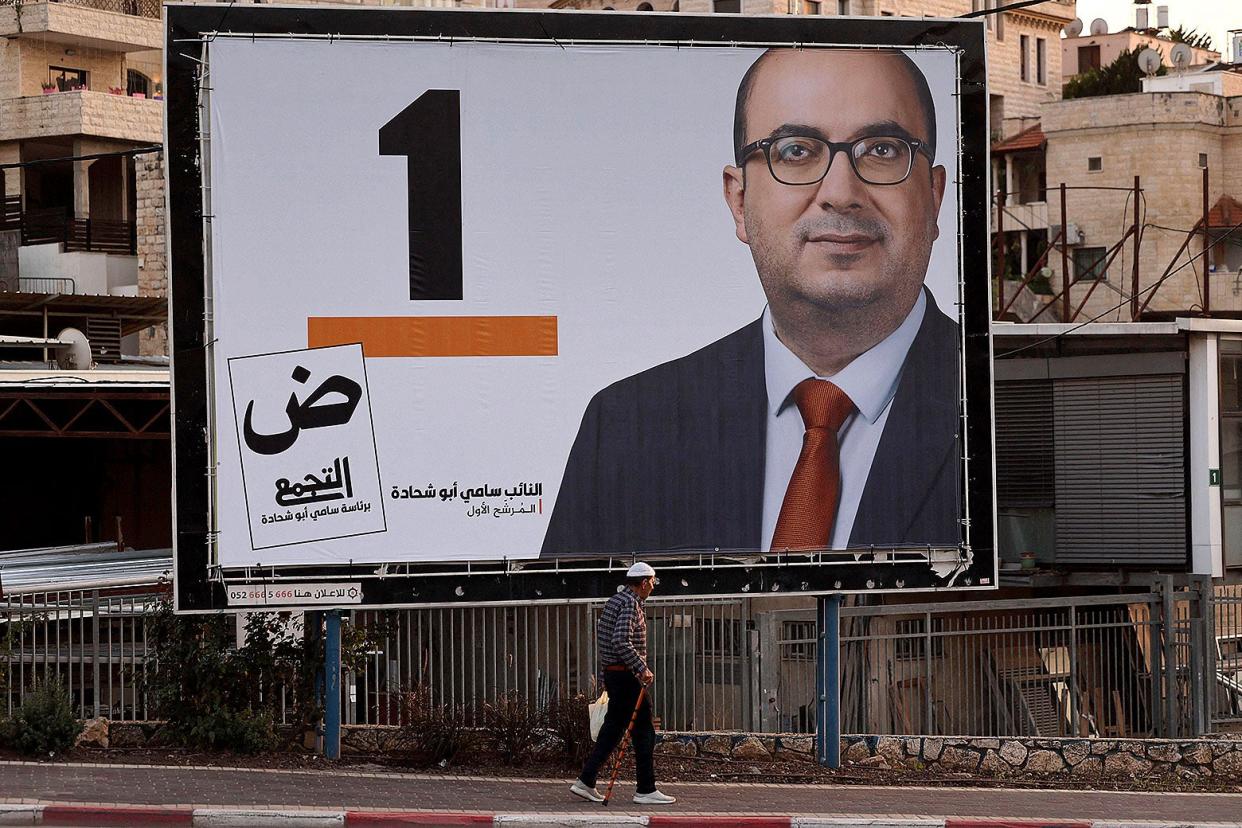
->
[168, 7, 995, 609]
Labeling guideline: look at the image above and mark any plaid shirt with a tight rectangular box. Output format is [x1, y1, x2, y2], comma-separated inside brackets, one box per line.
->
[597, 587, 648, 677]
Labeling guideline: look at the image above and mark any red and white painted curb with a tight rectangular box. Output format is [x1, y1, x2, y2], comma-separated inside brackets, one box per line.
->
[0, 807, 1239, 828]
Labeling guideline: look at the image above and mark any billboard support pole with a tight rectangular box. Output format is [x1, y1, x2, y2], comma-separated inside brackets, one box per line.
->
[324, 610, 342, 760]
[816, 593, 842, 768]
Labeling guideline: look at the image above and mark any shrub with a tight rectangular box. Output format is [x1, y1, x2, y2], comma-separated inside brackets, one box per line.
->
[545, 687, 591, 766]
[5, 680, 79, 757]
[397, 684, 475, 764]
[481, 690, 545, 766]
[141, 599, 383, 754]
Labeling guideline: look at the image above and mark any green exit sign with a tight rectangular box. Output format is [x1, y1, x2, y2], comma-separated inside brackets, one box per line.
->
[1211, 468, 1222, 486]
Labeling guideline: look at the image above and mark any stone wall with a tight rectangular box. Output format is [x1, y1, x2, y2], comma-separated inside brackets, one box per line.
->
[0, 92, 162, 144]
[135, 150, 167, 357]
[103, 721, 1242, 783]
[651, 732, 1242, 782]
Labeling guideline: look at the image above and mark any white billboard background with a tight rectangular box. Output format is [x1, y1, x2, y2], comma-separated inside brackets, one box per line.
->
[208, 39, 962, 568]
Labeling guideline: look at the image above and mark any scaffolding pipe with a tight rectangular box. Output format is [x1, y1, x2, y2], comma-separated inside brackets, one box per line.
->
[1060, 182, 1070, 322]
[1131, 175, 1141, 321]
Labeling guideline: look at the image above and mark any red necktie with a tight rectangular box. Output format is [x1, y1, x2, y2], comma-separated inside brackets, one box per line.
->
[770, 378, 856, 551]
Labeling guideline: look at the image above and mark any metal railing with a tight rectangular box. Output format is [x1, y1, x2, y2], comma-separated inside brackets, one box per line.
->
[0, 0, 161, 18]
[0, 583, 1223, 738]
[16, 277, 76, 294]
[2, 589, 158, 720]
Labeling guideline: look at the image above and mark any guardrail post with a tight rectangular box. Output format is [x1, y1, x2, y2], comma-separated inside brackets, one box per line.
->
[815, 594, 841, 768]
[1068, 605, 1079, 736]
[324, 610, 341, 760]
[1159, 575, 1178, 738]
[91, 589, 101, 718]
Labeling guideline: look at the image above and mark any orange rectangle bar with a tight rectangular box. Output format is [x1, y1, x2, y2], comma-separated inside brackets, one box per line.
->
[307, 315, 558, 357]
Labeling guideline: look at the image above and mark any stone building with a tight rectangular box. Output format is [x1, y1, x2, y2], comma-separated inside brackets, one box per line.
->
[537, 0, 1076, 143]
[1061, 26, 1220, 85]
[0, 0, 165, 360]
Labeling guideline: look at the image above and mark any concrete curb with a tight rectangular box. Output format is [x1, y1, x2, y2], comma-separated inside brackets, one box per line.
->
[11, 806, 1242, 828]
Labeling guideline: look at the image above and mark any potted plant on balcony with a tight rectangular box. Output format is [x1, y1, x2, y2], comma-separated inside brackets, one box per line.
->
[41, 82, 57, 94]
[109, 86, 124, 95]
[153, 82, 163, 101]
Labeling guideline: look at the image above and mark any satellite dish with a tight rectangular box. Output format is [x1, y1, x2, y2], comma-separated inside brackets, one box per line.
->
[1170, 42, 1193, 70]
[54, 327, 92, 370]
[1089, 17, 1109, 36]
[1137, 47, 1163, 75]
[1064, 17, 1084, 37]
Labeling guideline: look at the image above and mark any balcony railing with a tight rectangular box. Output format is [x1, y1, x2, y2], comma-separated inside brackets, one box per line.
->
[4, 205, 136, 255]
[0, 0, 160, 18]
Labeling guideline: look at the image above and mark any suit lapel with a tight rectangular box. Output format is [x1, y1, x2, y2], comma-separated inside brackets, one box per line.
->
[717, 318, 767, 552]
[849, 292, 960, 546]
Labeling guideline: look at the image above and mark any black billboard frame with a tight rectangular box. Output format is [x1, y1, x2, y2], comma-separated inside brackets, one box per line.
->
[167, 4, 994, 612]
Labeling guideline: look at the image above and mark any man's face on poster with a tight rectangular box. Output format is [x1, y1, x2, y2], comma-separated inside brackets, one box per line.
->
[724, 49, 947, 325]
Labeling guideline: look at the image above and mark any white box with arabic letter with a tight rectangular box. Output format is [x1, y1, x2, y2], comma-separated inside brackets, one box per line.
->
[227, 343, 386, 551]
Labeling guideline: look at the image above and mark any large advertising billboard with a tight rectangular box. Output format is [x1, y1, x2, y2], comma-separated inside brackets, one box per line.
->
[168, 8, 995, 608]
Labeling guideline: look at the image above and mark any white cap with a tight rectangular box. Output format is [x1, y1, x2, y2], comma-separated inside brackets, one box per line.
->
[627, 561, 656, 578]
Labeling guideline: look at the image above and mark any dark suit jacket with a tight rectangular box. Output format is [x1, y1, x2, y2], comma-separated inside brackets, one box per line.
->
[541, 291, 962, 557]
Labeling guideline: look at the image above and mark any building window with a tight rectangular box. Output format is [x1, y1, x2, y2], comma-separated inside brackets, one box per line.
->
[1074, 247, 1108, 282]
[1020, 35, 1030, 82]
[894, 618, 945, 661]
[1036, 37, 1047, 85]
[1087, 156, 1102, 172]
[49, 66, 87, 92]
[804, 0, 821, 12]
[1200, 153, 1209, 168]
[782, 621, 816, 661]
[1078, 45, 1101, 73]
[636, 1, 653, 8]
[126, 70, 151, 97]
[837, 0, 848, 12]
[714, 0, 740, 11]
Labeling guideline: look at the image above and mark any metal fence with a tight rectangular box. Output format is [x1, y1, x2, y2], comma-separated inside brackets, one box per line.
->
[1, 589, 157, 720]
[0, 582, 1227, 738]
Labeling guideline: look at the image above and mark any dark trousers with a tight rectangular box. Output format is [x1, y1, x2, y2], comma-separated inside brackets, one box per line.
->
[579, 670, 656, 794]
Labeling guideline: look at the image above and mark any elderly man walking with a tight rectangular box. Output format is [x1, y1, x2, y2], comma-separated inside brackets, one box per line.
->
[570, 562, 676, 805]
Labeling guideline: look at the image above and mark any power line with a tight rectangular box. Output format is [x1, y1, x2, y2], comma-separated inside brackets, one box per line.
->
[0, 146, 161, 172]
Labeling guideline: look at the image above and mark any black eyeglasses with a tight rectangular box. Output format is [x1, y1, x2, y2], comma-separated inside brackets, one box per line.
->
[738, 134, 931, 186]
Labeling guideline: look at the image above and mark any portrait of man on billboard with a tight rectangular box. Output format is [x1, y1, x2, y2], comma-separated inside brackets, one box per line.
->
[542, 47, 961, 559]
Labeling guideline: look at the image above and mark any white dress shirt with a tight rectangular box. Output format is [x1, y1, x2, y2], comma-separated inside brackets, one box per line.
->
[760, 291, 927, 551]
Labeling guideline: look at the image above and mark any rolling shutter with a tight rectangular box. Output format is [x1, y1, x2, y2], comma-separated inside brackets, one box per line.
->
[1052, 374, 1186, 567]
[995, 380, 1054, 509]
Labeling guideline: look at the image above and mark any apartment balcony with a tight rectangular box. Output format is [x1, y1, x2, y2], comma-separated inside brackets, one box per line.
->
[0, 90, 160, 144]
[995, 199, 1050, 233]
[0, 0, 161, 52]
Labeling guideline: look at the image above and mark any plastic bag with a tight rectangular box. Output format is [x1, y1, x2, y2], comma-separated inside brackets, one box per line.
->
[588, 690, 609, 741]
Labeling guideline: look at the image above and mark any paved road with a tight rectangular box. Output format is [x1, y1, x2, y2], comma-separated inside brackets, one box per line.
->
[2, 762, 1242, 821]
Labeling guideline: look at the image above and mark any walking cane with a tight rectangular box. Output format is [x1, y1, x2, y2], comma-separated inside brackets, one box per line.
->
[601, 685, 647, 806]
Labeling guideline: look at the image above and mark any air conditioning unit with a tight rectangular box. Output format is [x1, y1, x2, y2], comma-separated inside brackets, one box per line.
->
[1050, 223, 1085, 245]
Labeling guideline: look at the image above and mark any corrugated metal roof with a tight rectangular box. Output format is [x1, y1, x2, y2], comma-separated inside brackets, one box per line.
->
[0, 367, 169, 388]
[0, 335, 72, 349]
[0, 542, 171, 595]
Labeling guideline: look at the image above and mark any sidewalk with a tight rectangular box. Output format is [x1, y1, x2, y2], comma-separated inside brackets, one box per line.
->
[1, 761, 1241, 827]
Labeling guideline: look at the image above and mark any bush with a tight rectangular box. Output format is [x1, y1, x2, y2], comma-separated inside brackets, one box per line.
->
[141, 600, 381, 754]
[481, 690, 545, 766]
[4, 680, 79, 757]
[545, 687, 591, 766]
[397, 684, 475, 764]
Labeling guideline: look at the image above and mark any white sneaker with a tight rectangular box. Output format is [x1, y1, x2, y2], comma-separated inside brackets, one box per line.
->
[633, 789, 676, 805]
[570, 779, 605, 803]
